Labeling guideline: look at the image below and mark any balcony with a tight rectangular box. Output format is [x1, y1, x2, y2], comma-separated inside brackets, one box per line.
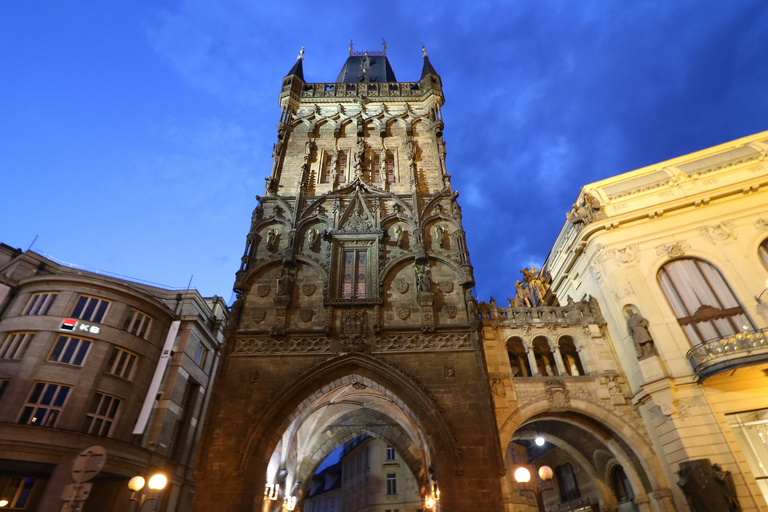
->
[687, 327, 768, 379]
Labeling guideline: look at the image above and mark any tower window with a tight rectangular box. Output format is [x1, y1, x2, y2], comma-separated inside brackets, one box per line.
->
[336, 151, 347, 184]
[341, 250, 368, 299]
[321, 152, 333, 183]
[385, 153, 395, 183]
[371, 153, 381, 183]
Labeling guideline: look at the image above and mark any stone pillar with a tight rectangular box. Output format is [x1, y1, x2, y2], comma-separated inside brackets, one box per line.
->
[525, 346, 539, 376]
[551, 342, 567, 376]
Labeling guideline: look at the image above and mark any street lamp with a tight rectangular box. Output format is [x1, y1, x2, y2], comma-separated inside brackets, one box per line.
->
[128, 473, 167, 511]
[513, 465, 554, 512]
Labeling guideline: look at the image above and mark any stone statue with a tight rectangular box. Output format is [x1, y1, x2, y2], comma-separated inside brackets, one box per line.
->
[393, 225, 404, 248]
[307, 228, 319, 246]
[514, 281, 533, 308]
[276, 267, 295, 297]
[414, 264, 431, 293]
[627, 310, 655, 358]
[304, 138, 315, 161]
[265, 228, 278, 250]
[433, 225, 444, 248]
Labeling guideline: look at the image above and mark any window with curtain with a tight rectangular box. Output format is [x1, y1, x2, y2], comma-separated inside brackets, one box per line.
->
[657, 258, 752, 346]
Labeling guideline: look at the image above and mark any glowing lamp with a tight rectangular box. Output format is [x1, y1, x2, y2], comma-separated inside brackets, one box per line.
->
[535, 436, 545, 446]
[425, 495, 436, 509]
[148, 474, 167, 490]
[0, 499, 8, 507]
[284, 496, 297, 510]
[538, 466, 553, 481]
[513, 467, 531, 483]
[128, 476, 145, 492]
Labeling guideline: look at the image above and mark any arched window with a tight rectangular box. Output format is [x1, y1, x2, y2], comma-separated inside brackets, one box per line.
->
[506, 337, 532, 377]
[760, 238, 768, 271]
[532, 337, 558, 376]
[611, 465, 634, 503]
[559, 336, 585, 376]
[658, 258, 753, 346]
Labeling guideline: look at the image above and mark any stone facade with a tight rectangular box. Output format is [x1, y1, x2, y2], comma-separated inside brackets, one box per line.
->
[0, 244, 227, 511]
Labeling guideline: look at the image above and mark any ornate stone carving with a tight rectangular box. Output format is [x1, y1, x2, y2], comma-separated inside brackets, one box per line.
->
[299, 309, 314, 322]
[444, 366, 455, 379]
[490, 378, 505, 397]
[546, 380, 570, 411]
[233, 337, 331, 354]
[394, 281, 409, 294]
[257, 285, 271, 297]
[396, 305, 411, 320]
[656, 241, 689, 258]
[250, 309, 266, 323]
[697, 221, 734, 244]
[352, 381, 367, 390]
[442, 304, 457, 319]
[615, 246, 637, 263]
[301, 283, 316, 296]
[375, 333, 471, 351]
[266, 228, 278, 250]
[414, 263, 432, 293]
[340, 310, 367, 339]
[754, 218, 768, 231]
[437, 281, 453, 293]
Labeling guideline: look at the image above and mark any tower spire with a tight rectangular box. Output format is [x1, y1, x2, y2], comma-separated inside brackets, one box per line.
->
[285, 45, 305, 80]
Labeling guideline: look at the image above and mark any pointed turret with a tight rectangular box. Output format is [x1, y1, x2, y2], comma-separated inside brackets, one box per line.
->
[420, 44, 439, 79]
[286, 46, 305, 80]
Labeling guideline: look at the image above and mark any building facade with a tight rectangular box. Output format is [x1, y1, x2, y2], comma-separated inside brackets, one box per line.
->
[191, 47, 506, 512]
[0, 245, 227, 511]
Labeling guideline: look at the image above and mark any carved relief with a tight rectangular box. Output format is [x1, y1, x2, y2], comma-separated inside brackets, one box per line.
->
[257, 285, 271, 297]
[442, 304, 457, 319]
[340, 310, 367, 338]
[444, 366, 455, 379]
[656, 241, 689, 258]
[437, 281, 453, 293]
[546, 380, 570, 411]
[250, 309, 266, 323]
[375, 333, 471, 351]
[697, 221, 734, 244]
[615, 245, 637, 263]
[395, 306, 411, 320]
[299, 309, 314, 322]
[754, 218, 768, 232]
[234, 337, 331, 354]
[301, 283, 317, 296]
[394, 281, 409, 294]
[490, 378, 506, 397]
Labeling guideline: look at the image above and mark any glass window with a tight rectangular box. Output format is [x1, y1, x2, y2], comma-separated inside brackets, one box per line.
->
[371, 153, 381, 183]
[611, 466, 634, 503]
[658, 258, 752, 345]
[336, 151, 347, 184]
[555, 462, 580, 502]
[0, 332, 34, 360]
[0, 379, 9, 401]
[22, 293, 57, 316]
[386, 445, 395, 461]
[341, 249, 368, 299]
[106, 347, 138, 380]
[122, 309, 152, 338]
[48, 336, 91, 366]
[728, 410, 768, 507]
[194, 344, 209, 367]
[0, 477, 36, 509]
[18, 382, 71, 427]
[84, 392, 120, 437]
[385, 152, 395, 183]
[71, 295, 110, 323]
[760, 238, 768, 271]
[386, 473, 397, 495]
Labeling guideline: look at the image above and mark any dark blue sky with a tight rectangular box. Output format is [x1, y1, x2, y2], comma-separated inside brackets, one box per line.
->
[3, 2, 767, 302]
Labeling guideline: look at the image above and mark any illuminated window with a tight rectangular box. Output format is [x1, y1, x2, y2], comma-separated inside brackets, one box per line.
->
[18, 382, 71, 427]
[84, 392, 121, 436]
[122, 309, 152, 338]
[728, 410, 768, 507]
[48, 335, 91, 366]
[658, 258, 753, 346]
[194, 344, 209, 367]
[341, 249, 368, 299]
[0, 332, 34, 360]
[22, 293, 57, 315]
[0, 477, 36, 509]
[386, 473, 397, 495]
[71, 295, 110, 323]
[106, 347, 138, 380]
[386, 445, 396, 461]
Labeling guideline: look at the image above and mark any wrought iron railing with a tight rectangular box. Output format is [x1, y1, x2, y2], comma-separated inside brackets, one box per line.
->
[687, 327, 768, 377]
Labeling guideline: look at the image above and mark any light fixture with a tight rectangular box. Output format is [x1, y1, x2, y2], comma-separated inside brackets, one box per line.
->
[128, 476, 145, 492]
[284, 496, 297, 510]
[148, 474, 167, 490]
[538, 465, 553, 481]
[535, 436, 545, 447]
[425, 495, 436, 509]
[0, 499, 8, 507]
[265, 483, 279, 500]
[513, 466, 531, 483]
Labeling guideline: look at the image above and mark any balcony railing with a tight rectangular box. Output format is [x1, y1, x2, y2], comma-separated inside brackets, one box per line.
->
[687, 327, 768, 378]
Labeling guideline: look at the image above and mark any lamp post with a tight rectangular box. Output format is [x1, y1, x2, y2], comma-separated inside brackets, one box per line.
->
[128, 473, 167, 511]
[513, 465, 554, 512]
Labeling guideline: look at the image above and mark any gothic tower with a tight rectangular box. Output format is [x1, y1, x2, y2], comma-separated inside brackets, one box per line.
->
[192, 46, 506, 512]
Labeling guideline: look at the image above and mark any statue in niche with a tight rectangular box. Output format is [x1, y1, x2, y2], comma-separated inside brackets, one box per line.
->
[353, 138, 365, 176]
[626, 309, 655, 358]
[276, 267, 296, 297]
[393, 225, 405, 248]
[307, 228, 319, 247]
[414, 263, 432, 293]
[265, 228, 278, 250]
[433, 225, 445, 248]
[304, 138, 315, 161]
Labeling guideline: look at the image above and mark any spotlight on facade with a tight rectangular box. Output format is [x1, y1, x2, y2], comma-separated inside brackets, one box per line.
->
[128, 476, 145, 492]
[513, 466, 531, 483]
[535, 436, 545, 446]
[148, 474, 167, 490]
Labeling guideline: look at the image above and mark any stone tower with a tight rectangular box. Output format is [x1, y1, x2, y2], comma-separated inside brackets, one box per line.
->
[192, 46, 506, 512]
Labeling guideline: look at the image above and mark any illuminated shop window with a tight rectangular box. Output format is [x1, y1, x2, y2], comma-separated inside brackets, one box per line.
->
[22, 293, 57, 316]
[658, 258, 753, 345]
[71, 295, 110, 323]
[0, 332, 34, 360]
[728, 410, 768, 507]
[122, 309, 152, 338]
[0, 477, 36, 509]
[18, 382, 71, 427]
[106, 347, 138, 380]
[48, 335, 91, 366]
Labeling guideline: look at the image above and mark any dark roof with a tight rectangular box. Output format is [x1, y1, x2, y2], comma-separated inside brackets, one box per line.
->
[286, 57, 304, 80]
[336, 54, 397, 83]
[421, 55, 438, 79]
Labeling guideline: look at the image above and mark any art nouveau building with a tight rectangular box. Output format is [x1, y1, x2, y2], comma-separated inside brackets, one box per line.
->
[0, 244, 227, 511]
